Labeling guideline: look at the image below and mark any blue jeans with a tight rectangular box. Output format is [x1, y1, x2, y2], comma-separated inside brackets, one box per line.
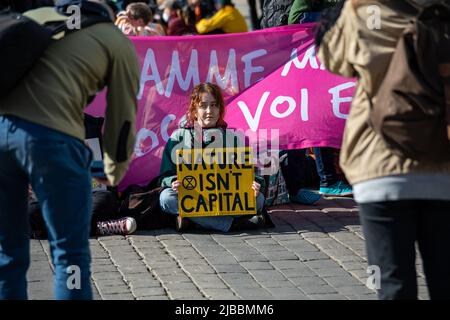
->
[282, 148, 337, 195]
[0, 116, 93, 300]
[160, 188, 266, 232]
[313, 147, 337, 188]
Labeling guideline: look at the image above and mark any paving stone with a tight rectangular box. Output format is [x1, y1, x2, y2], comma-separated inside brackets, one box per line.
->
[202, 289, 239, 299]
[261, 251, 299, 261]
[101, 293, 135, 300]
[212, 264, 247, 273]
[137, 295, 169, 300]
[260, 280, 296, 288]
[294, 251, 330, 261]
[97, 285, 131, 295]
[95, 278, 127, 287]
[308, 294, 348, 300]
[92, 272, 124, 280]
[297, 285, 338, 295]
[251, 244, 284, 252]
[304, 260, 341, 269]
[241, 262, 275, 270]
[164, 281, 198, 291]
[289, 276, 327, 287]
[182, 264, 217, 275]
[313, 268, 352, 277]
[132, 287, 166, 297]
[336, 285, 375, 295]
[249, 270, 287, 282]
[322, 275, 362, 287]
[233, 255, 270, 263]
[168, 290, 204, 299]
[270, 260, 310, 270]
[266, 287, 308, 297]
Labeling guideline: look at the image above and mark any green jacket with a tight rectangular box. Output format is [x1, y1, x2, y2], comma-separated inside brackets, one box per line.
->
[0, 9, 140, 186]
[159, 122, 265, 194]
[288, 0, 339, 24]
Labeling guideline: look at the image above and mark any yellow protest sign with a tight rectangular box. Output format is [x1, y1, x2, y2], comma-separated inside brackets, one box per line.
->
[177, 147, 256, 218]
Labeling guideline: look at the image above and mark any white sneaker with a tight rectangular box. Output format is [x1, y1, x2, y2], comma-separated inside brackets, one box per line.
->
[97, 217, 137, 236]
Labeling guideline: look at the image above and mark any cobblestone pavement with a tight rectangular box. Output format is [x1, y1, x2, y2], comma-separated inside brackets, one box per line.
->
[28, 197, 429, 300]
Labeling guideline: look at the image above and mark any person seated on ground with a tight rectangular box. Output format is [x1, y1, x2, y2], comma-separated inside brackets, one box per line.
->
[115, 2, 165, 36]
[163, 0, 196, 35]
[195, 0, 248, 34]
[187, 0, 216, 23]
[158, 82, 266, 232]
[28, 185, 137, 238]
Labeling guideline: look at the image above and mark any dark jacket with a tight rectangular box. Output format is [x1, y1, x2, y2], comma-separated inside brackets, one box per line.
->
[260, 0, 294, 28]
[159, 120, 265, 194]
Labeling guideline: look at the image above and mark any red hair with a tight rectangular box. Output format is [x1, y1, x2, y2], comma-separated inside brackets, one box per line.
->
[186, 83, 227, 128]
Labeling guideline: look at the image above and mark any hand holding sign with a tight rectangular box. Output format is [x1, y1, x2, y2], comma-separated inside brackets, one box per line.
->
[252, 181, 261, 197]
[172, 180, 181, 192]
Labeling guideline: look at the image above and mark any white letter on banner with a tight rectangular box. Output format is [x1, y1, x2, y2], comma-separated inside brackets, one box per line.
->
[138, 49, 164, 99]
[281, 46, 319, 76]
[161, 114, 176, 142]
[236, 92, 270, 132]
[165, 50, 200, 98]
[300, 89, 309, 121]
[270, 96, 296, 118]
[329, 82, 356, 119]
[206, 49, 239, 92]
[134, 128, 159, 157]
[241, 49, 267, 89]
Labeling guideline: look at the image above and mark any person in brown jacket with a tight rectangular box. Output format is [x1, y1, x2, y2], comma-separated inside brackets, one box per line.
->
[317, 0, 450, 300]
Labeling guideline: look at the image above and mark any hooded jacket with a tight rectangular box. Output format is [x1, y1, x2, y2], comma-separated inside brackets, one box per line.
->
[159, 120, 265, 194]
[317, 0, 450, 185]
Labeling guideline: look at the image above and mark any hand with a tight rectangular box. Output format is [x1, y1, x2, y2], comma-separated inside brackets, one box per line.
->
[94, 177, 111, 187]
[172, 180, 181, 192]
[252, 181, 261, 197]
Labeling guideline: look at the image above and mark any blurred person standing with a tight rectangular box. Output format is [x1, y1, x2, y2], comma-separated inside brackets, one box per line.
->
[317, 0, 450, 299]
[0, 0, 140, 299]
[195, 0, 247, 34]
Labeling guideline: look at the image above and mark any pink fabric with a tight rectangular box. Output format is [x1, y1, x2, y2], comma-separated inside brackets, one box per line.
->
[85, 25, 356, 190]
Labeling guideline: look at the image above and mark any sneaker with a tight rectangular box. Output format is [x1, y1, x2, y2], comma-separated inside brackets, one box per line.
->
[319, 181, 353, 196]
[290, 189, 322, 205]
[97, 217, 137, 236]
[231, 214, 266, 231]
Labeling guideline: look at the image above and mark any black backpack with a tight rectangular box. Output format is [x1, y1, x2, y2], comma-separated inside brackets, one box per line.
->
[260, 0, 294, 29]
[0, 0, 112, 98]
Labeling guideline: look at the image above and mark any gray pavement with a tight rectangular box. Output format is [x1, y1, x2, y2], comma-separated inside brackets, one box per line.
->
[27, 197, 429, 300]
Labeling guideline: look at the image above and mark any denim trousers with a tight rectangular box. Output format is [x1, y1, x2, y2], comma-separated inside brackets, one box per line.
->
[160, 188, 266, 232]
[0, 116, 93, 300]
[359, 200, 450, 300]
[283, 147, 337, 194]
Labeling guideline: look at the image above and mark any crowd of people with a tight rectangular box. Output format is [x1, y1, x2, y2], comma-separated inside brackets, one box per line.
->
[1, 0, 449, 301]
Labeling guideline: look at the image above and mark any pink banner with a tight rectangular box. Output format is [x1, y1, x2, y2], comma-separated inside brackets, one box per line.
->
[86, 24, 355, 190]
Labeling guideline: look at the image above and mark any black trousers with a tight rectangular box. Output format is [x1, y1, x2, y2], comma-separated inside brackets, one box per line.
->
[359, 200, 450, 300]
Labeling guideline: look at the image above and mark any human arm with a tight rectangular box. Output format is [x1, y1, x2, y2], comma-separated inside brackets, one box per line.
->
[102, 32, 140, 186]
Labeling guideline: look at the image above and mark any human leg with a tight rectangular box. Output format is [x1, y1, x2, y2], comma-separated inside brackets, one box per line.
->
[358, 201, 419, 300]
[23, 119, 93, 300]
[160, 188, 234, 232]
[314, 147, 352, 196]
[416, 200, 450, 300]
[0, 116, 30, 300]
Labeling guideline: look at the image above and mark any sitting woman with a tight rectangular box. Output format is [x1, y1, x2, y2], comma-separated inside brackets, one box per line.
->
[159, 82, 266, 232]
[115, 2, 165, 36]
